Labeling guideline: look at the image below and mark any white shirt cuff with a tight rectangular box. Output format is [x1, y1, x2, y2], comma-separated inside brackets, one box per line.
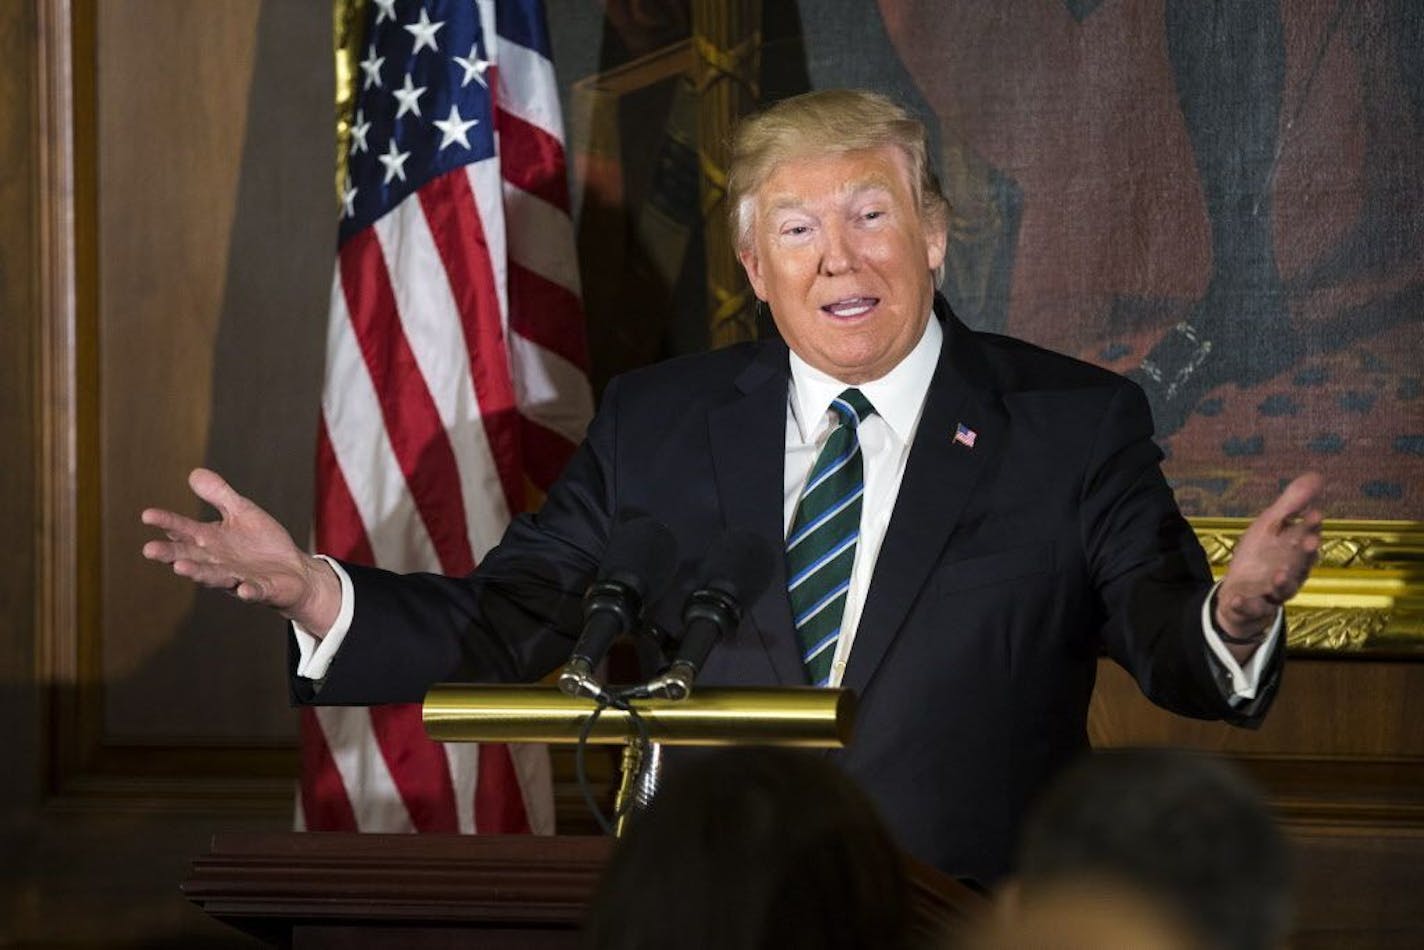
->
[1201, 579, 1282, 705]
[291, 555, 355, 682]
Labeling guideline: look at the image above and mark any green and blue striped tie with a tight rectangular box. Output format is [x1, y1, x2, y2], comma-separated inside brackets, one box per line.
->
[787, 388, 876, 687]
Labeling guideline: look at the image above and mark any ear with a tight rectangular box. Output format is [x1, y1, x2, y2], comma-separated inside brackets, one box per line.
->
[738, 244, 768, 302]
[923, 221, 948, 276]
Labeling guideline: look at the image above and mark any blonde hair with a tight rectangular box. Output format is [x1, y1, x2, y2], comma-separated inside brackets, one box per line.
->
[727, 89, 950, 284]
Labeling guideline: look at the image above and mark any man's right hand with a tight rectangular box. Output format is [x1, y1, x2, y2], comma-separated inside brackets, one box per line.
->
[141, 468, 342, 637]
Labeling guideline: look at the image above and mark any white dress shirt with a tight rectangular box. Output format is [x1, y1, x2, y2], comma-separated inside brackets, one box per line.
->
[297, 315, 1277, 699]
[782, 316, 942, 688]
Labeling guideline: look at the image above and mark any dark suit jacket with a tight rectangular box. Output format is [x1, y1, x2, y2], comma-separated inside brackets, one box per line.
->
[297, 301, 1280, 883]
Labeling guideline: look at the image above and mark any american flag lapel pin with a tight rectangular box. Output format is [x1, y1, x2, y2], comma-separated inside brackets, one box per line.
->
[953, 423, 978, 448]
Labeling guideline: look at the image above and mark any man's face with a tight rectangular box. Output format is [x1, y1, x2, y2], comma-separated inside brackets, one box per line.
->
[738, 146, 947, 384]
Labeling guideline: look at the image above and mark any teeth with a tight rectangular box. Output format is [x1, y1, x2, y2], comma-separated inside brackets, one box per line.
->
[824, 297, 876, 317]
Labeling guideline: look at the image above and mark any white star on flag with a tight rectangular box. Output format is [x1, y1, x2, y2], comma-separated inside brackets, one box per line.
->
[392, 73, 427, 119]
[341, 178, 357, 217]
[349, 108, 371, 153]
[377, 138, 410, 184]
[359, 44, 384, 90]
[433, 104, 479, 150]
[405, 8, 445, 55]
[372, 0, 396, 25]
[454, 43, 491, 88]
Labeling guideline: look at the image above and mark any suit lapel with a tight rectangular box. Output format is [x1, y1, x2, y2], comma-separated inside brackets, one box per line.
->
[842, 311, 1008, 697]
[707, 341, 806, 686]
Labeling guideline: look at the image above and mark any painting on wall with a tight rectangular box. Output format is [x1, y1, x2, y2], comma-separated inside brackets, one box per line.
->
[550, 0, 1422, 648]
[807, 0, 1423, 522]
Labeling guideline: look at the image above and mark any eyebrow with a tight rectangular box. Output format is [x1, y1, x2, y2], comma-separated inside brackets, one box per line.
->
[762, 177, 898, 217]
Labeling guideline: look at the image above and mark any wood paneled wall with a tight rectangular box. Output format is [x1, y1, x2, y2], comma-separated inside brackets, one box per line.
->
[3, 1, 325, 944]
[0, 0, 42, 829]
[1092, 658, 1424, 821]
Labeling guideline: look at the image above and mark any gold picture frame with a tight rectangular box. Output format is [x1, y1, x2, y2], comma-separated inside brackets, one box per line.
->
[1192, 519, 1424, 652]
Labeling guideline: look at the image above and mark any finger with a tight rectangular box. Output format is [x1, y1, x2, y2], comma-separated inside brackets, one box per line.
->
[1265, 472, 1324, 528]
[1226, 591, 1274, 624]
[141, 507, 202, 540]
[142, 539, 179, 563]
[148, 535, 222, 566]
[1271, 560, 1314, 603]
[233, 579, 267, 603]
[172, 558, 239, 590]
[1284, 509, 1324, 543]
[188, 467, 246, 521]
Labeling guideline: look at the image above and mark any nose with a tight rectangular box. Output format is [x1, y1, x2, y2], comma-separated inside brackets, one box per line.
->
[818, 221, 857, 276]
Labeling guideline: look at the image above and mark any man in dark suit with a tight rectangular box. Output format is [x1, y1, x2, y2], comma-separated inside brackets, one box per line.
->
[143, 90, 1322, 883]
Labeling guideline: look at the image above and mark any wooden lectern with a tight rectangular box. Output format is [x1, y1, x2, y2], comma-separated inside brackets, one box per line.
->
[185, 686, 984, 946]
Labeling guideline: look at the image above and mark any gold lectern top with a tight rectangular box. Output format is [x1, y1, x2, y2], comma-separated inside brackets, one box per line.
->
[423, 684, 855, 748]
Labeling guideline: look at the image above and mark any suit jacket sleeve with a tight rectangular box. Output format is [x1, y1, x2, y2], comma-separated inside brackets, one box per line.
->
[1084, 379, 1281, 726]
[290, 377, 630, 705]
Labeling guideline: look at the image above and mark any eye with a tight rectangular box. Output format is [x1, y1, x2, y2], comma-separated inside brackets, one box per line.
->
[861, 209, 885, 222]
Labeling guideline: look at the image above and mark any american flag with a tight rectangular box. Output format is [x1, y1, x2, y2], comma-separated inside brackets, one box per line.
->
[953, 423, 977, 449]
[301, 0, 591, 835]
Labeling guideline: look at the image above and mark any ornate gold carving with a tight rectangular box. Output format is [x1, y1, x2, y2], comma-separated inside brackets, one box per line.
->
[1285, 608, 1388, 651]
[1192, 519, 1424, 652]
[333, 0, 366, 204]
[1194, 530, 1238, 566]
[692, 0, 761, 347]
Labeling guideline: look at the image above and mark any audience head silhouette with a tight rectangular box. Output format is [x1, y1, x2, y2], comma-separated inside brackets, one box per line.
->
[1012, 748, 1291, 950]
[585, 747, 908, 950]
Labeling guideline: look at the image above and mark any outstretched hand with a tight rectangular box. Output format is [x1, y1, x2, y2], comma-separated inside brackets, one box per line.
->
[1216, 471, 1324, 644]
[141, 468, 342, 636]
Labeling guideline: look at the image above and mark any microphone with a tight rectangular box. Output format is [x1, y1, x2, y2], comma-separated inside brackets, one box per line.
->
[640, 530, 772, 701]
[558, 516, 678, 702]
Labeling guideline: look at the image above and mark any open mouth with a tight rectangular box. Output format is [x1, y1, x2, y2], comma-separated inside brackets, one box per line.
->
[820, 296, 880, 318]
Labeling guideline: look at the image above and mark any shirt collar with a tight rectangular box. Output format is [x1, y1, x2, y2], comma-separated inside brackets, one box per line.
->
[788, 314, 943, 444]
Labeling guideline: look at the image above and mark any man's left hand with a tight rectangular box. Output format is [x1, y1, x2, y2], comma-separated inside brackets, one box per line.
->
[1216, 471, 1324, 642]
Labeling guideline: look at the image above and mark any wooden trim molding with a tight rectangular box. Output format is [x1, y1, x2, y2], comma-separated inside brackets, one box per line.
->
[1242, 755, 1424, 827]
[181, 833, 982, 945]
[35, 0, 90, 789]
[32, 0, 297, 813]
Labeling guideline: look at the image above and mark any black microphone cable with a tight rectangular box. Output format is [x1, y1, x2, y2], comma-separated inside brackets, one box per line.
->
[573, 691, 651, 836]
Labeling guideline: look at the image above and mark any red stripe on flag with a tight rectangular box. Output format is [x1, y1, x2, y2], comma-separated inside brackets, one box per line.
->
[338, 228, 476, 576]
[508, 262, 590, 372]
[413, 172, 544, 840]
[495, 109, 570, 212]
[367, 704, 460, 833]
[416, 170, 526, 520]
[519, 415, 580, 494]
[314, 416, 377, 565]
[475, 744, 533, 834]
[300, 708, 359, 831]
